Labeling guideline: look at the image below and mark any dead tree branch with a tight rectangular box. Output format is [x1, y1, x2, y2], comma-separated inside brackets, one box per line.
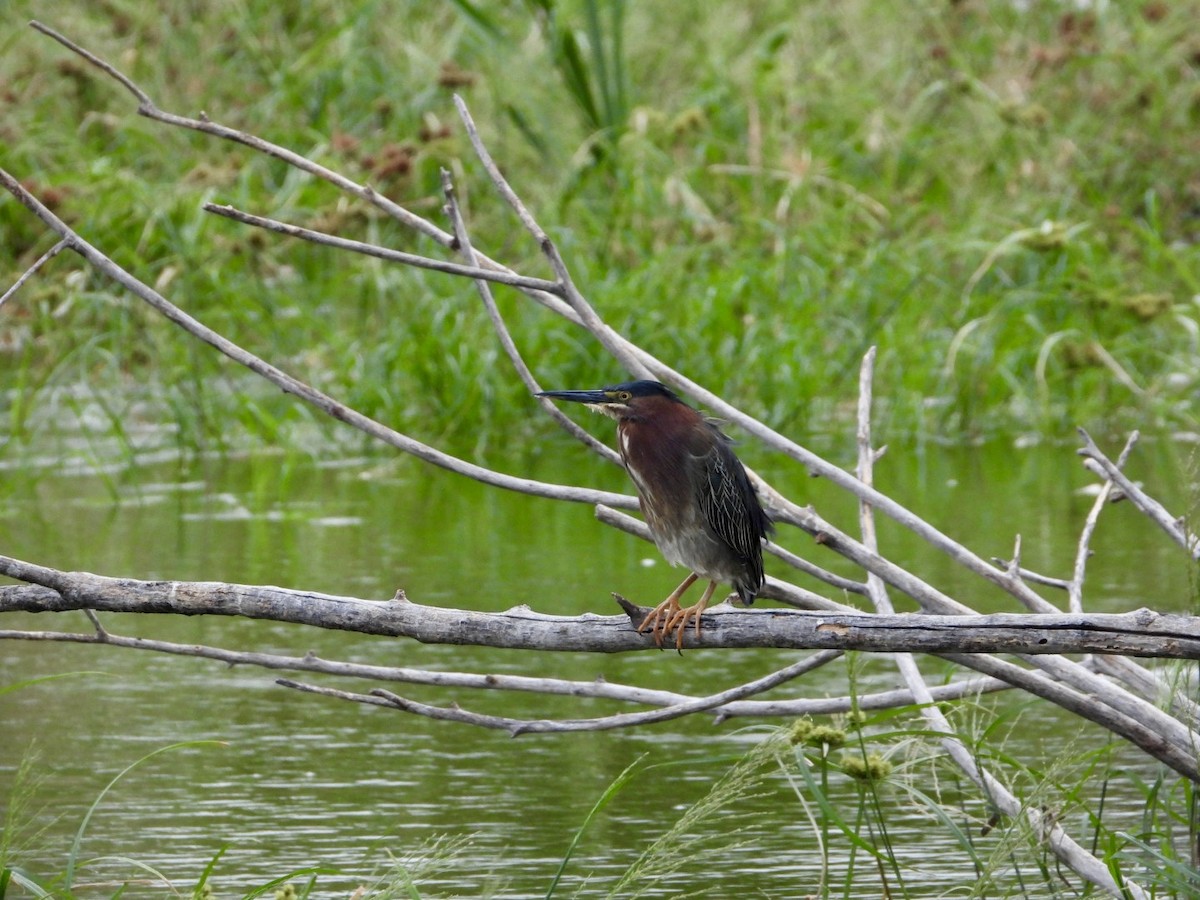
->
[0, 619, 1013, 718]
[283, 649, 842, 736]
[1079, 428, 1200, 558]
[852, 350, 1146, 899]
[3, 568, 1195, 658]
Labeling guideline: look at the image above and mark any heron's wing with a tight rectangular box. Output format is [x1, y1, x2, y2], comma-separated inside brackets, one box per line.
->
[693, 424, 771, 575]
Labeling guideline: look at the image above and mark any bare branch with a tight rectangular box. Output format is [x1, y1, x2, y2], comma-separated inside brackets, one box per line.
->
[452, 94, 652, 381]
[0, 237, 68, 310]
[438, 169, 618, 464]
[1079, 428, 1200, 558]
[287, 651, 840, 735]
[0, 168, 635, 512]
[28, 20, 451, 246]
[766, 542, 868, 596]
[991, 558, 1070, 591]
[3, 562, 1199, 659]
[203, 202, 564, 296]
[0, 620, 1016, 719]
[1068, 432, 1139, 612]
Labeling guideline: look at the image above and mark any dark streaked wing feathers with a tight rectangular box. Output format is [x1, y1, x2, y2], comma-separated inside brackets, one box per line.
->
[694, 423, 772, 600]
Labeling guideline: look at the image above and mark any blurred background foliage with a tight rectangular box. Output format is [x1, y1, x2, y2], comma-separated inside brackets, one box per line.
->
[1, 0, 1198, 457]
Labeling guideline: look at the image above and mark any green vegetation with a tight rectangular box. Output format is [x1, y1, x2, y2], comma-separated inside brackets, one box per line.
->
[1, 1, 1198, 457]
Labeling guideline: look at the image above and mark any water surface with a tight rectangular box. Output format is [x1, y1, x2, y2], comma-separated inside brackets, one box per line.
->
[1, 437, 1194, 896]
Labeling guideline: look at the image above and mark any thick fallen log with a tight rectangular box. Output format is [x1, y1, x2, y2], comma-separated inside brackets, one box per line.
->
[2, 560, 1197, 658]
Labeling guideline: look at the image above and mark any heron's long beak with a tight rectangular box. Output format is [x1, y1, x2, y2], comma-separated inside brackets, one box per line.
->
[536, 389, 610, 405]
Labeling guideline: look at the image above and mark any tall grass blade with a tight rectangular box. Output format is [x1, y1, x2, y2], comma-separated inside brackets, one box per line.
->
[1117, 831, 1200, 890]
[556, 30, 600, 131]
[608, 740, 777, 897]
[503, 104, 551, 159]
[788, 748, 884, 860]
[241, 867, 335, 899]
[64, 741, 226, 893]
[894, 783, 982, 866]
[545, 754, 646, 898]
[84, 855, 172, 892]
[1, 867, 49, 898]
[443, 0, 504, 39]
[582, 0, 627, 131]
[0, 672, 109, 697]
[583, 0, 612, 127]
[192, 845, 226, 899]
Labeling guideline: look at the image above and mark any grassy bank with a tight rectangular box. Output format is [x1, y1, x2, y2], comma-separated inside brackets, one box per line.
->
[2, 1, 1199, 456]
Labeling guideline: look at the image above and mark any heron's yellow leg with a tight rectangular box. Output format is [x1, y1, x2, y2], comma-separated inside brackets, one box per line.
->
[637, 573, 699, 648]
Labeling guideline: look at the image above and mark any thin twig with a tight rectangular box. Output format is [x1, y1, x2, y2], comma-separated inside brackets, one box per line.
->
[1079, 428, 1200, 558]
[452, 94, 652, 381]
[767, 543, 868, 596]
[1004, 535, 1022, 580]
[451, 96, 545, 241]
[439, 169, 618, 464]
[283, 650, 843, 735]
[1068, 432, 1139, 612]
[990, 558, 1069, 591]
[203, 203, 564, 296]
[0, 238, 68, 310]
[0, 168, 636, 512]
[83, 609, 109, 639]
[0, 625, 1013, 718]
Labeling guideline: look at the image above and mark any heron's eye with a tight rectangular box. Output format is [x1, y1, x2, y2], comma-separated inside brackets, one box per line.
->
[616, 391, 632, 401]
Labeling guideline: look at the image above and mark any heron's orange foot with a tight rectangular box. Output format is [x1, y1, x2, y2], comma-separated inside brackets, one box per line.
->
[636, 597, 682, 649]
[663, 604, 705, 651]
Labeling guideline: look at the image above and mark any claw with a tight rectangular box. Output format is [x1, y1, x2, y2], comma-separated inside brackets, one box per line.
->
[636, 575, 719, 651]
[636, 572, 697, 649]
[661, 581, 720, 650]
[636, 596, 681, 648]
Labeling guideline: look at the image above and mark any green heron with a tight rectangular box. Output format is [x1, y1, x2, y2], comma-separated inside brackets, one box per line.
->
[538, 380, 772, 649]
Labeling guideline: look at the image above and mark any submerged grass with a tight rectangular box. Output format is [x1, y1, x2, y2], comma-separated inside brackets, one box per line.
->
[1, 2, 1198, 459]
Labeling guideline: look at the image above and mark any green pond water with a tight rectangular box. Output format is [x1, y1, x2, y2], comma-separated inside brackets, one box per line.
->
[0, 433, 1195, 897]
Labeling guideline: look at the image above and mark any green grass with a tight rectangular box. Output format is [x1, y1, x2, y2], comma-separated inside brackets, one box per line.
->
[2, 1, 1199, 459]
